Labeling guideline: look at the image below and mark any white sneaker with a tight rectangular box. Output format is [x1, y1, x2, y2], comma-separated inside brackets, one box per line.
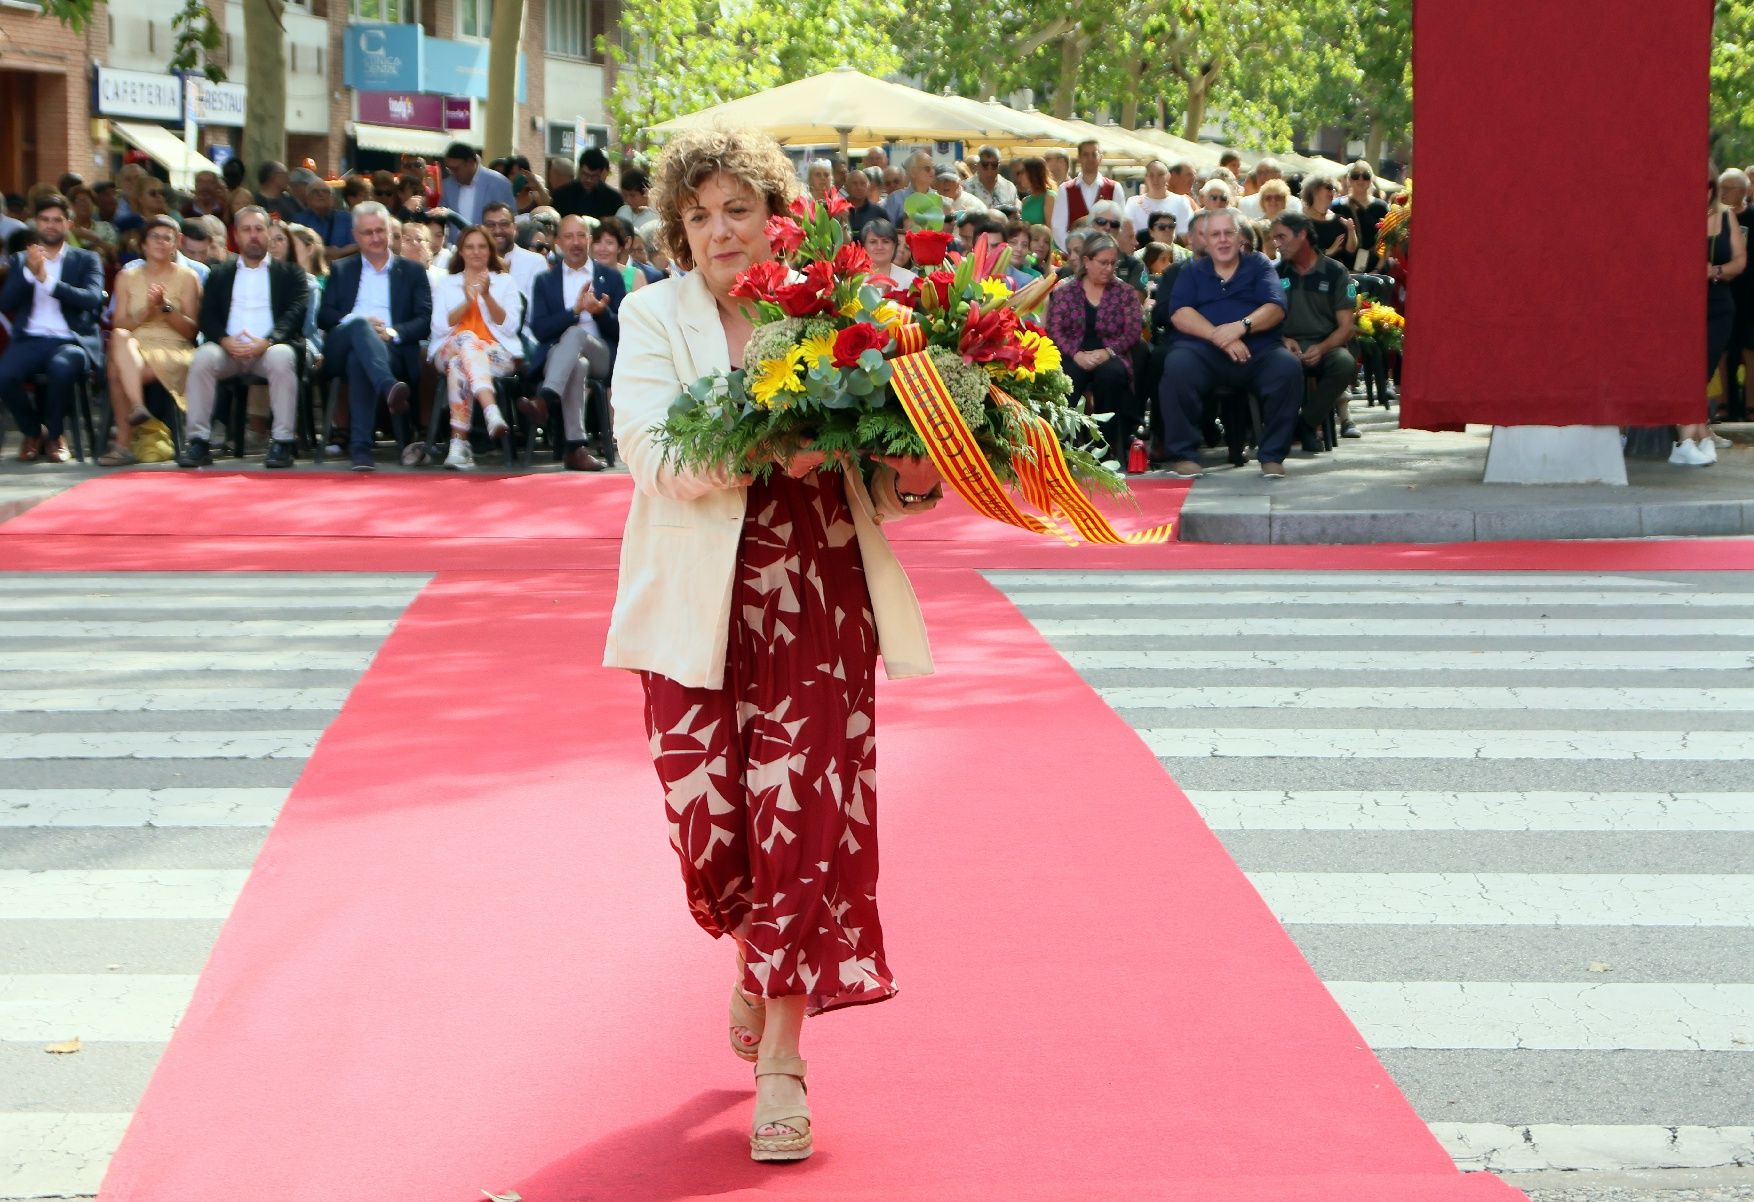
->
[1669, 440, 1710, 466]
[483, 404, 508, 440]
[1697, 436, 1718, 464]
[443, 438, 475, 470]
[1712, 432, 1732, 449]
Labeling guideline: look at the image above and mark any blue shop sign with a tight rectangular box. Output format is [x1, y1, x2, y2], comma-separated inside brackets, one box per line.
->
[423, 37, 525, 103]
[343, 23, 423, 93]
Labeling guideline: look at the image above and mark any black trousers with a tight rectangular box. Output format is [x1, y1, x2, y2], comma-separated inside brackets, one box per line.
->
[1065, 355, 1137, 460]
[1159, 343, 1303, 465]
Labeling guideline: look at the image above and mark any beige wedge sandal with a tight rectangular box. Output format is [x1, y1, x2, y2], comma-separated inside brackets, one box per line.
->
[729, 982, 765, 1063]
[749, 1056, 811, 1162]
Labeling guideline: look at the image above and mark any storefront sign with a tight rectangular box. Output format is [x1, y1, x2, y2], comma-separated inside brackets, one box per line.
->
[94, 66, 182, 123]
[422, 36, 525, 103]
[189, 79, 248, 128]
[357, 92, 472, 131]
[443, 97, 471, 129]
[344, 23, 423, 93]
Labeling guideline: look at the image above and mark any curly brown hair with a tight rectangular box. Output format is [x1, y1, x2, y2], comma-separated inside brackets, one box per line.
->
[651, 127, 798, 271]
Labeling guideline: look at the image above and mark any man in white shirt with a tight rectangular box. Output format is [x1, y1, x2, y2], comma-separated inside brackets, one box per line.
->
[528, 215, 625, 471]
[1126, 159, 1195, 240]
[934, 169, 987, 219]
[1051, 139, 1121, 248]
[0, 194, 106, 463]
[965, 146, 1019, 214]
[180, 206, 309, 468]
[1239, 158, 1304, 219]
[483, 202, 545, 325]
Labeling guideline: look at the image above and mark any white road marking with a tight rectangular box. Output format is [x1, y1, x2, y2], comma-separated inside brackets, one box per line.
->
[1432, 1123, 1754, 1173]
[984, 572, 1692, 589]
[0, 974, 198, 1042]
[1010, 588, 1749, 608]
[0, 787, 288, 827]
[1105, 686, 1754, 711]
[0, 730, 321, 759]
[0, 618, 396, 637]
[1142, 728, 1754, 761]
[1183, 790, 1754, 832]
[0, 688, 349, 713]
[1, 649, 378, 672]
[1, 869, 251, 919]
[0, 1114, 133, 1198]
[1064, 648, 1754, 671]
[1249, 873, 1754, 926]
[1035, 617, 1722, 638]
[0, 593, 416, 612]
[1326, 981, 1754, 1051]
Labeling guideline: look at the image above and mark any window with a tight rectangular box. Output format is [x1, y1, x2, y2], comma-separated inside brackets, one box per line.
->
[545, 0, 613, 62]
[547, 122, 607, 160]
[351, 0, 418, 20]
[460, 0, 491, 39]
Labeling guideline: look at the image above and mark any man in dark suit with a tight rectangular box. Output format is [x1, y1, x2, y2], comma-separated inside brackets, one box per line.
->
[528, 214, 625, 471]
[180, 206, 310, 469]
[316, 201, 431, 471]
[0, 194, 106, 463]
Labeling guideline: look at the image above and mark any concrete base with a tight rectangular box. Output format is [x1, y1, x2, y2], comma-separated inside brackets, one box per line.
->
[1482, 425, 1628, 485]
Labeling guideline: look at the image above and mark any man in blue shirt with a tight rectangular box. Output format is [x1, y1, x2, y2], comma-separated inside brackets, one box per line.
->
[1159, 208, 1303, 478]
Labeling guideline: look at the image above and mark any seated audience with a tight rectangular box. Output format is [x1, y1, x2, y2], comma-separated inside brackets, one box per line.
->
[1271, 211, 1360, 447]
[844, 168, 884, 236]
[1052, 140, 1119, 249]
[591, 216, 644, 295]
[1330, 162, 1390, 272]
[967, 146, 1019, 214]
[552, 147, 623, 220]
[428, 224, 522, 470]
[1045, 231, 1141, 462]
[0, 194, 106, 463]
[178, 206, 310, 469]
[317, 201, 432, 471]
[616, 168, 660, 241]
[861, 219, 914, 290]
[172, 219, 214, 282]
[100, 214, 200, 465]
[1158, 209, 1301, 478]
[483, 201, 545, 314]
[296, 181, 356, 258]
[530, 213, 625, 472]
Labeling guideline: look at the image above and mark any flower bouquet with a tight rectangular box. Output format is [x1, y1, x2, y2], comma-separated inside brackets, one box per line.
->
[657, 196, 1169, 543]
[1354, 300, 1405, 355]
[1377, 178, 1410, 254]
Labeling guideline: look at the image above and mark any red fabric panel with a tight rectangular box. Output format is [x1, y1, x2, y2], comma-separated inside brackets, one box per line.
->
[1402, 3, 1714, 429]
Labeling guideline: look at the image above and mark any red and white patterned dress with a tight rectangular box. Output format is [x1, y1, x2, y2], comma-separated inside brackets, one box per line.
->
[640, 469, 895, 1016]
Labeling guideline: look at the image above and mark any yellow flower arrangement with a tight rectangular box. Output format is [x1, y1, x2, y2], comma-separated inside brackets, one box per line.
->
[799, 333, 837, 368]
[1008, 328, 1062, 381]
[749, 347, 807, 408]
[871, 300, 909, 332]
[978, 277, 1013, 304]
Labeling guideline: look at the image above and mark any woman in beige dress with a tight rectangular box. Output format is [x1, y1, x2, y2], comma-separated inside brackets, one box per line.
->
[99, 215, 200, 466]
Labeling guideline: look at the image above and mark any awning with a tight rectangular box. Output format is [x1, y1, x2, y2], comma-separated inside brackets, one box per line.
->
[110, 120, 220, 191]
[350, 123, 458, 158]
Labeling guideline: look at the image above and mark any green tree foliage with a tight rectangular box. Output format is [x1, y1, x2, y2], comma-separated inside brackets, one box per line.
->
[44, 0, 222, 78]
[1713, 0, 1754, 167]
[603, 0, 906, 152]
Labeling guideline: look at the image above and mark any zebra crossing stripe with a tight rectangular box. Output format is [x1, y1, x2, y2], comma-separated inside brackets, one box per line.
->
[1325, 981, 1754, 1051]
[0, 688, 350, 713]
[0, 788, 289, 827]
[1142, 728, 1754, 761]
[1065, 648, 1754, 671]
[0, 973, 198, 1042]
[0, 731, 322, 759]
[1106, 686, 1754, 711]
[1, 869, 251, 919]
[1035, 617, 1728, 638]
[1432, 1123, 1754, 1173]
[1247, 873, 1754, 926]
[1183, 790, 1754, 832]
[1010, 588, 1754, 608]
[0, 1114, 132, 1198]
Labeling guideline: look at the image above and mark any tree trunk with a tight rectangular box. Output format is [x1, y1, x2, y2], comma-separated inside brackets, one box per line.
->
[1119, 54, 1144, 129]
[483, 0, 526, 159]
[241, 0, 286, 170]
[1363, 123, 1386, 172]
[1051, 32, 1082, 118]
[1182, 80, 1208, 140]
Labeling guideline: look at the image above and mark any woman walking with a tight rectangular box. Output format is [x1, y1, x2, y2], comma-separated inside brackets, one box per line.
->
[605, 126, 941, 1163]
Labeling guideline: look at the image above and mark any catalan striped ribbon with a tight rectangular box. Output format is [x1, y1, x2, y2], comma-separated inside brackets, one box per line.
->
[885, 343, 1175, 544]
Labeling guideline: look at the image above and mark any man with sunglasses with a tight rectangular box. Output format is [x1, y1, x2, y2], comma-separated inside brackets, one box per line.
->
[1330, 162, 1391, 273]
[966, 146, 1019, 215]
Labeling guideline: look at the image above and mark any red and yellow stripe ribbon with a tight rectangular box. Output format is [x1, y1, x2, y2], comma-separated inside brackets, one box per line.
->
[886, 342, 1174, 545]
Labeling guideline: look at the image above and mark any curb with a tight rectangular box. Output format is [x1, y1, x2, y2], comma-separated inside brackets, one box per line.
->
[1180, 500, 1754, 544]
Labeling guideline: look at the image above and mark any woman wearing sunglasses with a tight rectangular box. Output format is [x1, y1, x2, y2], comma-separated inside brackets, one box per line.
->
[1330, 161, 1391, 273]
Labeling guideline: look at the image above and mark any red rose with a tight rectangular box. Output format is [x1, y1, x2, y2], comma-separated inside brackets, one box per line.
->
[906, 229, 953, 268]
[833, 242, 873, 276]
[729, 259, 791, 303]
[764, 215, 805, 258]
[831, 322, 890, 368]
[772, 259, 837, 318]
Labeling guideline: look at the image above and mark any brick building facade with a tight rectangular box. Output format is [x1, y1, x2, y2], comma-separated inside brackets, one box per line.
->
[0, 1, 106, 188]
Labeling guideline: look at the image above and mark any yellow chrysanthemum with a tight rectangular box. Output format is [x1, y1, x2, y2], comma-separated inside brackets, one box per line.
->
[749, 349, 806, 408]
[799, 333, 836, 368]
[978, 277, 1013, 304]
[839, 298, 864, 319]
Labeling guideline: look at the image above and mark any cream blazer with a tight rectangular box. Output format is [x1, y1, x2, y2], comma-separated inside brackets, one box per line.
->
[603, 270, 934, 690]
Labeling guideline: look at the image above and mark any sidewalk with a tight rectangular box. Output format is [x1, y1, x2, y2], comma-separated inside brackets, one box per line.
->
[1169, 405, 1754, 543]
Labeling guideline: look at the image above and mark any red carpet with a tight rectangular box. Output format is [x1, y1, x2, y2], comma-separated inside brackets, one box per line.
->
[96, 567, 1521, 1202]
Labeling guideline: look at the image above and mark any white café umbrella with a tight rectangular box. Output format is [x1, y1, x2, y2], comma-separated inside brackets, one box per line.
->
[651, 67, 1047, 157]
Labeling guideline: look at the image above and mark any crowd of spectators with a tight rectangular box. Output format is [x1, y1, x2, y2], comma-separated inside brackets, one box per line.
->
[0, 136, 1416, 476]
